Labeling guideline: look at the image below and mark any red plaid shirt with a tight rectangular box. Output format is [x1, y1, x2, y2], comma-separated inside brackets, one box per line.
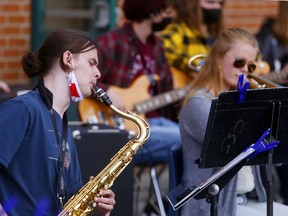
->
[96, 23, 175, 118]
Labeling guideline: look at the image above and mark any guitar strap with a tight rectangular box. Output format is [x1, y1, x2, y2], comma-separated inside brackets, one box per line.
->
[147, 74, 157, 86]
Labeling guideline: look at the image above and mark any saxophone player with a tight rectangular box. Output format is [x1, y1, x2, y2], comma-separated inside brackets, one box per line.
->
[0, 29, 115, 216]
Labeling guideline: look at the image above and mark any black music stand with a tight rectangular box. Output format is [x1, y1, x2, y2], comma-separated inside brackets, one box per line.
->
[199, 87, 288, 167]
[167, 87, 288, 216]
[166, 128, 277, 216]
[199, 87, 288, 216]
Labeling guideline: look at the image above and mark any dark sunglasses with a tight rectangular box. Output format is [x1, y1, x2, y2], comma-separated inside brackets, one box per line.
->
[233, 58, 257, 73]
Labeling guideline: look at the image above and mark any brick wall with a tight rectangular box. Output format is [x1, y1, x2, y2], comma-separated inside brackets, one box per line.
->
[0, 0, 31, 85]
[224, 0, 279, 34]
[0, 0, 280, 85]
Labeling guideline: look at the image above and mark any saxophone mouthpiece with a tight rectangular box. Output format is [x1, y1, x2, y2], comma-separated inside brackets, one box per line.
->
[93, 85, 112, 106]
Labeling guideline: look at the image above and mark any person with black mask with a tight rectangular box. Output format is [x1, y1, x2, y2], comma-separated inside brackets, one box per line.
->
[160, 0, 224, 87]
[93, 1, 182, 214]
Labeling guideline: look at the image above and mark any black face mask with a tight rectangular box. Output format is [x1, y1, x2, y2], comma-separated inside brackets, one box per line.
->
[152, 17, 173, 32]
[202, 9, 222, 25]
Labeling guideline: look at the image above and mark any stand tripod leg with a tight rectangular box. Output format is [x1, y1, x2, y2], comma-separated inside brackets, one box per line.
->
[150, 166, 167, 216]
[267, 153, 274, 216]
[206, 184, 220, 216]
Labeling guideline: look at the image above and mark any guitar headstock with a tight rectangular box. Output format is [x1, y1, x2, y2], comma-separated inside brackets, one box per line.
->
[254, 60, 270, 75]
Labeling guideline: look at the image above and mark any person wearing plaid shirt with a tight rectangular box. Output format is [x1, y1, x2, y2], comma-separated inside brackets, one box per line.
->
[96, 0, 181, 154]
[160, 0, 224, 76]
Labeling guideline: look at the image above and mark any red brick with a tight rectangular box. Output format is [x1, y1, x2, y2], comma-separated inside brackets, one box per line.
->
[7, 61, 22, 69]
[3, 50, 20, 57]
[23, 4, 31, 11]
[0, 16, 5, 23]
[0, 39, 5, 46]
[9, 16, 27, 23]
[3, 72, 19, 80]
[3, 27, 21, 34]
[8, 39, 26, 46]
[3, 5, 20, 12]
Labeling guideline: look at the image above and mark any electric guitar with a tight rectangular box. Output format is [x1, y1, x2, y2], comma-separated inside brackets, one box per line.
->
[241, 58, 288, 83]
[78, 62, 288, 131]
[258, 67, 288, 84]
[78, 74, 191, 131]
[171, 66, 194, 88]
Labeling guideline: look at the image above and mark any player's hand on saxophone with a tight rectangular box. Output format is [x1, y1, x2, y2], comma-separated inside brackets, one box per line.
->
[93, 189, 116, 216]
[88, 175, 116, 216]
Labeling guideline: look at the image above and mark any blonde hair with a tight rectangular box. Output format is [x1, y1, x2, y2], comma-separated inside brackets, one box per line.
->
[183, 28, 259, 106]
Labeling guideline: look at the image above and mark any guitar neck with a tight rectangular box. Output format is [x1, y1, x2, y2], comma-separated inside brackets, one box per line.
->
[262, 69, 288, 83]
[132, 85, 190, 114]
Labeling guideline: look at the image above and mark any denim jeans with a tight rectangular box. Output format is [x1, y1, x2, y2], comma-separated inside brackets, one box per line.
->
[140, 117, 181, 154]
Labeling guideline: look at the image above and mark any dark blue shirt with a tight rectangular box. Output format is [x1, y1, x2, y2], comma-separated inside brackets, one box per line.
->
[0, 91, 82, 215]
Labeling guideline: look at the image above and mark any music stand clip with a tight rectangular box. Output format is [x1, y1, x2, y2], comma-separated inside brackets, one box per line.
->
[237, 74, 250, 104]
[245, 128, 279, 159]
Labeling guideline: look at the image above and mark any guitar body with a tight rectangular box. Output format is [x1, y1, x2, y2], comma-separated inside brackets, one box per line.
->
[78, 72, 192, 131]
[252, 60, 288, 85]
[105, 74, 158, 112]
[171, 66, 194, 88]
[78, 98, 136, 131]
[78, 74, 158, 131]
[255, 60, 270, 75]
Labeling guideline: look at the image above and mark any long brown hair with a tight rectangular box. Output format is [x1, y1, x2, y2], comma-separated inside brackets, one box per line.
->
[22, 28, 98, 78]
[183, 28, 259, 106]
[165, 0, 224, 39]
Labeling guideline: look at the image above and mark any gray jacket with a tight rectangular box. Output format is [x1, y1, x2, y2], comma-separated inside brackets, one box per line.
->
[179, 89, 267, 216]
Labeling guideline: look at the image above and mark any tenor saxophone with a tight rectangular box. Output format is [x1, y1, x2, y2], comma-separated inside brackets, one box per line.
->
[59, 86, 150, 216]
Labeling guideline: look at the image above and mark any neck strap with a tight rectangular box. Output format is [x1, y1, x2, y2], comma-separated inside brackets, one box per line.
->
[34, 79, 68, 209]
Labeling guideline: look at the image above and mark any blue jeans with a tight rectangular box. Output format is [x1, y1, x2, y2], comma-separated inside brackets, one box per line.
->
[136, 117, 181, 159]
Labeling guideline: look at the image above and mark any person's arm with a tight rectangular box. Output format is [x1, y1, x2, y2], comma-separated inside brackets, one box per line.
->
[182, 94, 212, 145]
[0, 80, 11, 93]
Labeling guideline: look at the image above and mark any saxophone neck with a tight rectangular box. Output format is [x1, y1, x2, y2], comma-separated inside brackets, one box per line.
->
[92, 85, 150, 142]
[109, 104, 150, 142]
